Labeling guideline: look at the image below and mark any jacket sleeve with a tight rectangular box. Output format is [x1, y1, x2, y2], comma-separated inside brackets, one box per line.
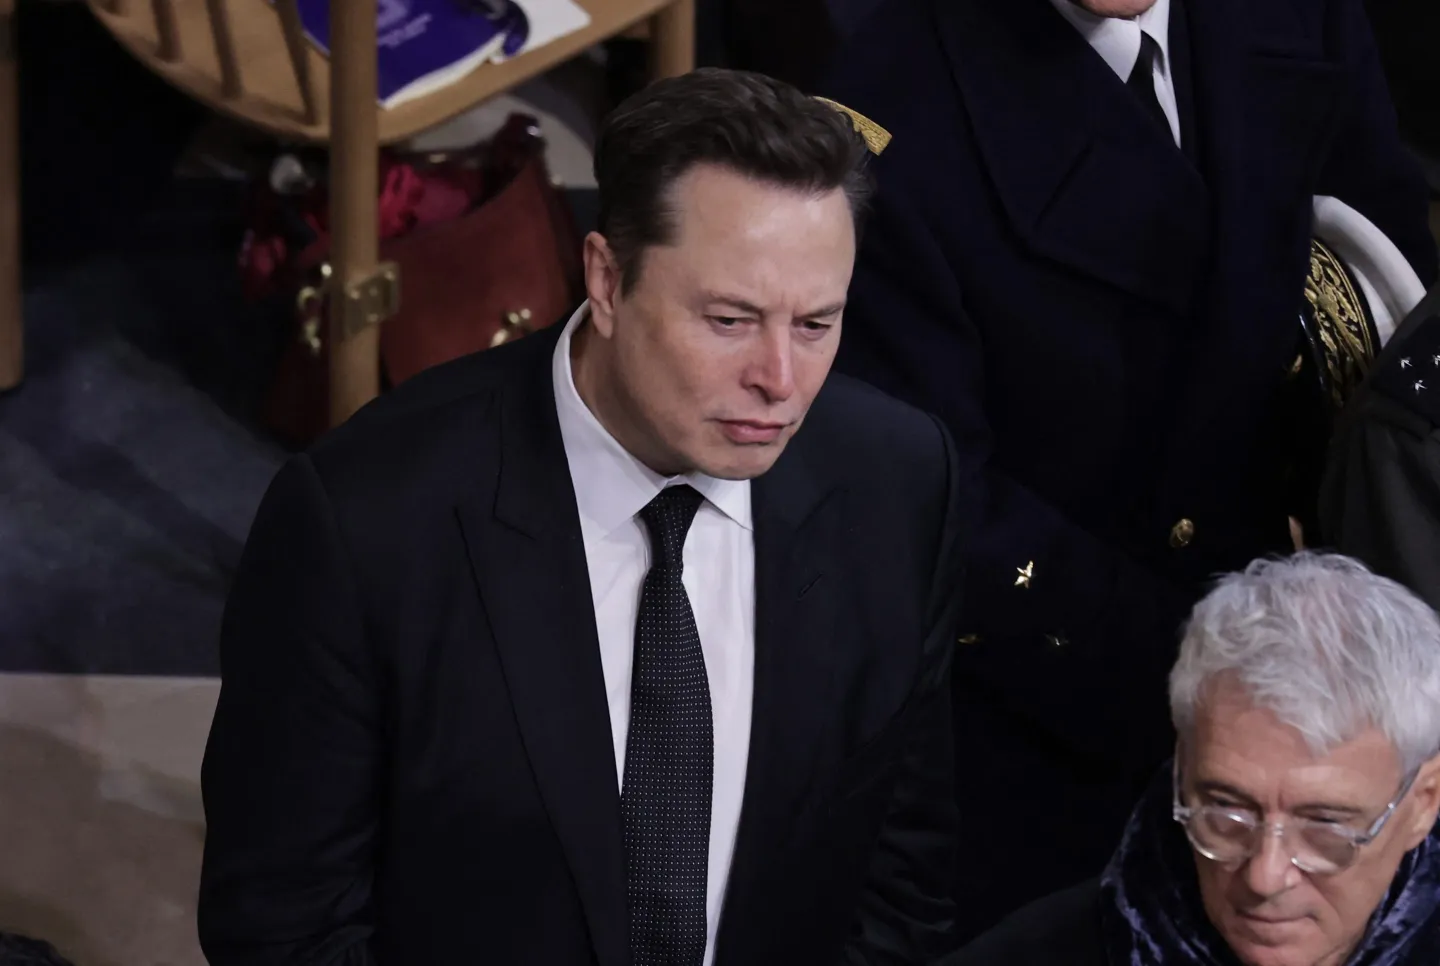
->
[842, 416, 964, 966]
[1314, 0, 1438, 288]
[198, 454, 380, 966]
[839, 169, 1194, 770]
[1320, 282, 1440, 613]
[1320, 394, 1440, 612]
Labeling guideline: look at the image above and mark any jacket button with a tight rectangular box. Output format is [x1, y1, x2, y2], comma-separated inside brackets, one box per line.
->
[1170, 518, 1196, 548]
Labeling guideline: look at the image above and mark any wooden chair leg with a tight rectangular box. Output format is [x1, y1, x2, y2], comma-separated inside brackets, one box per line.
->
[277, 0, 318, 125]
[326, 0, 381, 427]
[650, 0, 695, 81]
[0, 0, 21, 392]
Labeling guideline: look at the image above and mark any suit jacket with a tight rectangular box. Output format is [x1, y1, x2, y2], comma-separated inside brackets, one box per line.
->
[941, 882, 1106, 966]
[819, 0, 1438, 936]
[197, 321, 967, 966]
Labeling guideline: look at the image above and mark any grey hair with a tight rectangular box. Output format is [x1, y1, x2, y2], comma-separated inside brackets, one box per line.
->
[1170, 552, 1440, 776]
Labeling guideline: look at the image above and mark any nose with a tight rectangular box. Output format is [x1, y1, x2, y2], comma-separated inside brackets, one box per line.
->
[1241, 826, 1300, 898]
[744, 324, 796, 404]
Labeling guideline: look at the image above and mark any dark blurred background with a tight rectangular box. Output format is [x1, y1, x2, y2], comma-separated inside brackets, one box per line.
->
[19, 0, 1439, 282]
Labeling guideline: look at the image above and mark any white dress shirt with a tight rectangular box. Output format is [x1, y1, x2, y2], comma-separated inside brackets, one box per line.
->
[552, 302, 754, 965]
[1049, 0, 1182, 148]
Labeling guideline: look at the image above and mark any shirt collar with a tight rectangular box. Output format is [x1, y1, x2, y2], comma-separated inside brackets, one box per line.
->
[552, 302, 753, 536]
[1048, 0, 1172, 83]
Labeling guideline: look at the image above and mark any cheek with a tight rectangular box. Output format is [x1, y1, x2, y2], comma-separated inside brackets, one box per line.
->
[1196, 865, 1236, 923]
[1310, 867, 1394, 937]
[621, 333, 714, 419]
[794, 342, 838, 398]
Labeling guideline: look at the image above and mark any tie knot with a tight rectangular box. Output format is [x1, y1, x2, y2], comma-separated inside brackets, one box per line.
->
[639, 485, 704, 571]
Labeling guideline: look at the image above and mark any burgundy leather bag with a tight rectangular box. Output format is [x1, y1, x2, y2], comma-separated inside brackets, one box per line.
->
[256, 113, 582, 445]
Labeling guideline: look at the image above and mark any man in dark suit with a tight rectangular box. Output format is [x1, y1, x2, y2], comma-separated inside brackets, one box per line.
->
[198, 68, 965, 966]
[818, 0, 1439, 939]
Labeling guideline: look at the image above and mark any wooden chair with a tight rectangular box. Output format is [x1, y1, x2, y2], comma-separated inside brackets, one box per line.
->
[0, 0, 694, 426]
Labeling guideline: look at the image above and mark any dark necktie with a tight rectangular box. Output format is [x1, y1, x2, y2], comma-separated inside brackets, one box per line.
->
[622, 484, 713, 966]
[1127, 33, 1171, 138]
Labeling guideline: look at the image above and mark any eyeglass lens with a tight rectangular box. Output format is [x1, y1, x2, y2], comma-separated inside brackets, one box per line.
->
[1188, 809, 1360, 872]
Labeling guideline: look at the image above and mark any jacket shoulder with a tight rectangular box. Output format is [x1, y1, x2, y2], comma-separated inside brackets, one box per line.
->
[791, 375, 958, 548]
[303, 326, 554, 494]
[1373, 308, 1440, 427]
[943, 880, 1107, 966]
[818, 0, 954, 150]
[805, 373, 952, 476]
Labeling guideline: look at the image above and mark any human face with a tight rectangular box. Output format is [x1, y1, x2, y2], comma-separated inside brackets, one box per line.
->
[1182, 676, 1440, 966]
[1070, 0, 1158, 16]
[576, 163, 854, 480]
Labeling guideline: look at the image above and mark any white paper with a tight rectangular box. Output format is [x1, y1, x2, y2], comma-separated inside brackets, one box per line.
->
[513, 0, 593, 54]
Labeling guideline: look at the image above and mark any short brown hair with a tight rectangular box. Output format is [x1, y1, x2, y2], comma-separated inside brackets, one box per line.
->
[593, 67, 873, 294]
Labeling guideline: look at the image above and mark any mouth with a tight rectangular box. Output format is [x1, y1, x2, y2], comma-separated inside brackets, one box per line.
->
[1237, 911, 1308, 931]
[717, 419, 788, 445]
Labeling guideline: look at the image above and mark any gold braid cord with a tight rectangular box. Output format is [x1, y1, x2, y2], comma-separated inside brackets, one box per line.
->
[1303, 238, 1377, 408]
[813, 96, 892, 155]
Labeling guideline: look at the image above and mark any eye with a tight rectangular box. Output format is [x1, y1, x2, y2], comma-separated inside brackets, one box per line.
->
[707, 316, 742, 328]
[1205, 797, 1254, 816]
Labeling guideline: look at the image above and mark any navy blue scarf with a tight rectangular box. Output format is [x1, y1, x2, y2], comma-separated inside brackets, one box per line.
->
[1099, 765, 1440, 966]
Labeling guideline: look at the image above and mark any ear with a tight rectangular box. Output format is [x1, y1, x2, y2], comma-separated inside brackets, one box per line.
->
[583, 232, 622, 339]
[1401, 754, 1440, 849]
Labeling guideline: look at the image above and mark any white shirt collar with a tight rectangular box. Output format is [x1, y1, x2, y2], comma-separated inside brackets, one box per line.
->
[1048, 0, 1172, 83]
[552, 302, 753, 536]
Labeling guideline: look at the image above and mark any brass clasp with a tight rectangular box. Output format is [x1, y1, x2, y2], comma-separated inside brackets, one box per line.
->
[491, 308, 534, 347]
[339, 262, 402, 340]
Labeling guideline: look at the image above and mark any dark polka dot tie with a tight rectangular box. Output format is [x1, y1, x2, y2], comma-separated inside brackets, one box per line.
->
[622, 484, 713, 966]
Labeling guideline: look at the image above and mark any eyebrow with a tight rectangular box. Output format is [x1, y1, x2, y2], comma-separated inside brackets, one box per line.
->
[1196, 781, 1365, 818]
[803, 301, 847, 319]
[699, 292, 847, 320]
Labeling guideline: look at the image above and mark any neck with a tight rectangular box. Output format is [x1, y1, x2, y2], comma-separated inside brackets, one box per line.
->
[570, 320, 684, 478]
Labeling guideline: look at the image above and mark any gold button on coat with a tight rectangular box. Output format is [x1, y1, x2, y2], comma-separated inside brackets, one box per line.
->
[1170, 518, 1195, 548]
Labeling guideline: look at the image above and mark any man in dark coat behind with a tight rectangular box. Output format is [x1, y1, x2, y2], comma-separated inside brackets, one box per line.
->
[1322, 284, 1440, 611]
[818, 0, 1438, 939]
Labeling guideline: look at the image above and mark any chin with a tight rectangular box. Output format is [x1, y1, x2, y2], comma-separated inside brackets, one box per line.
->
[705, 455, 781, 481]
[695, 445, 785, 481]
[1229, 947, 1310, 966]
[1223, 933, 1319, 966]
[691, 427, 796, 480]
[1075, 0, 1159, 15]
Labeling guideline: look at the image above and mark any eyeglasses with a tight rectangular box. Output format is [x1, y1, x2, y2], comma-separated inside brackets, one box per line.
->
[1171, 758, 1417, 875]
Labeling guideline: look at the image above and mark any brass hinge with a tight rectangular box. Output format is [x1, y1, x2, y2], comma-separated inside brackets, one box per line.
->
[339, 262, 401, 340]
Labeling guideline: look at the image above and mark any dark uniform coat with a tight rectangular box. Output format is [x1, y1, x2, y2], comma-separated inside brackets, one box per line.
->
[1322, 285, 1440, 611]
[819, 0, 1438, 937]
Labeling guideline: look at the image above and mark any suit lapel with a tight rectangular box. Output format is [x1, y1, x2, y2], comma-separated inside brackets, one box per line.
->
[455, 330, 630, 966]
[935, 0, 1210, 315]
[715, 438, 845, 965]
